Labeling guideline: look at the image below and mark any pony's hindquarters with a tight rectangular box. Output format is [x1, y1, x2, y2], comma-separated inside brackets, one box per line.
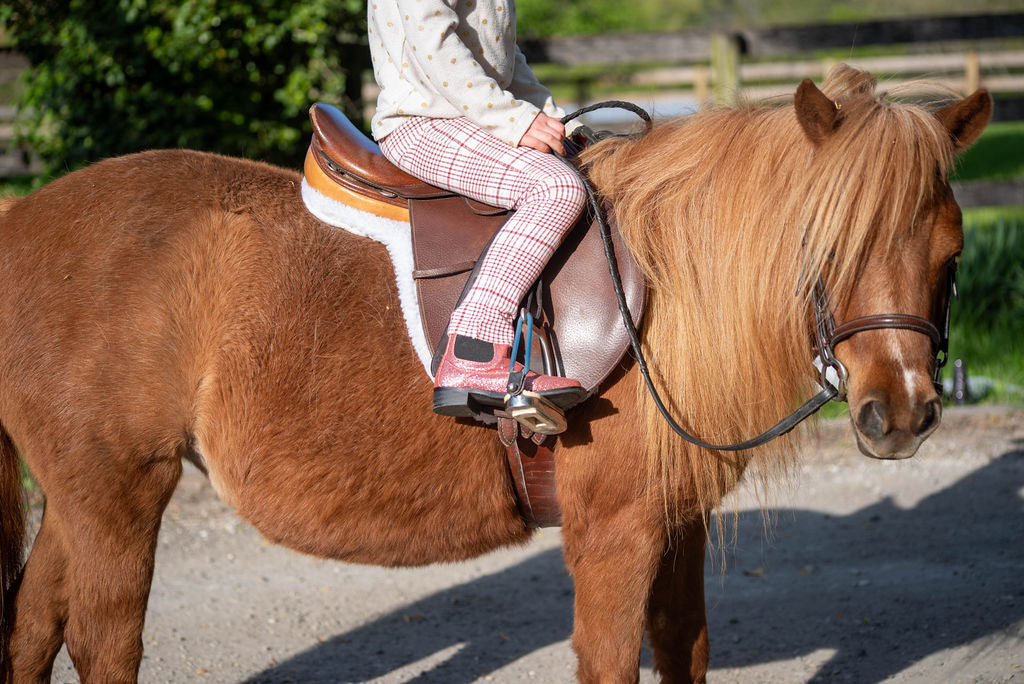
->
[0, 154, 226, 681]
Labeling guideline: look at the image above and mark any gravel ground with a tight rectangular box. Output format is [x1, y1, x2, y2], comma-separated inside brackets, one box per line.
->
[35, 405, 1024, 683]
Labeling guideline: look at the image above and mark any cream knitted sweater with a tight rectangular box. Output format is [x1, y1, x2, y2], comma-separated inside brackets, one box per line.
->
[368, 0, 566, 146]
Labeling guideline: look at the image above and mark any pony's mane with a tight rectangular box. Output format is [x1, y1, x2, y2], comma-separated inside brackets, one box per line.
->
[580, 65, 957, 522]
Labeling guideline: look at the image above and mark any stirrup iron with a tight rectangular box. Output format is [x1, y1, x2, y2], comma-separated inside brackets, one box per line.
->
[505, 391, 568, 435]
[504, 309, 568, 435]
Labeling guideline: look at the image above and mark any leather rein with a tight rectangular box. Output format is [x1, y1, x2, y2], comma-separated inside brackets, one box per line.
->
[562, 103, 954, 452]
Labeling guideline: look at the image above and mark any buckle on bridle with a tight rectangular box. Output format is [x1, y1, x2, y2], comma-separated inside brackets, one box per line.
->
[813, 278, 850, 401]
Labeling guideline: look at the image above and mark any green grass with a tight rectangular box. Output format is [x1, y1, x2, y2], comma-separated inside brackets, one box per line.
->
[943, 213, 1024, 404]
[962, 206, 1024, 226]
[951, 121, 1024, 182]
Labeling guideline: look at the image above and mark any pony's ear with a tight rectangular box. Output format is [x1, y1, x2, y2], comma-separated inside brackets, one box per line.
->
[936, 89, 993, 152]
[794, 78, 841, 146]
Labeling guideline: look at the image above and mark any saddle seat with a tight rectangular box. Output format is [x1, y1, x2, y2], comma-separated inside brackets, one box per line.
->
[301, 102, 646, 395]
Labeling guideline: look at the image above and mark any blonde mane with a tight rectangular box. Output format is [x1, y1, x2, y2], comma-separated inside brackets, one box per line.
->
[580, 65, 957, 521]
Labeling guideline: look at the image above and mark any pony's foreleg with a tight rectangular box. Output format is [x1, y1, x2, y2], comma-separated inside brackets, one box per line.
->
[645, 519, 709, 684]
[564, 501, 667, 683]
[8, 507, 68, 682]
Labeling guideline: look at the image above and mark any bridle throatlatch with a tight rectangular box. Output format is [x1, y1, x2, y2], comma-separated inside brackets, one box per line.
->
[559, 102, 955, 452]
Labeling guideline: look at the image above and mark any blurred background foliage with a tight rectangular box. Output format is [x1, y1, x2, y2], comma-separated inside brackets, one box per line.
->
[0, 0, 367, 173]
[4, 0, 1021, 175]
[2, 0, 1021, 173]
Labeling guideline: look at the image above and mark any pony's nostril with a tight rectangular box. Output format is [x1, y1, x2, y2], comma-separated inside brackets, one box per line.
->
[913, 398, 942, 436]
[856, 400, 888, 440]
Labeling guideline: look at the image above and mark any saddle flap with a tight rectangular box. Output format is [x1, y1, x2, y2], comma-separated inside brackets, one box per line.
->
[541, 207, 645, 392]
[410, 197, 510, 348]
[411, 198, 645, 394]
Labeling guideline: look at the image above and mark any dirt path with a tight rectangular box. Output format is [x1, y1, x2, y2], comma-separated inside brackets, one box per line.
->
[41, 406, 1024, 683]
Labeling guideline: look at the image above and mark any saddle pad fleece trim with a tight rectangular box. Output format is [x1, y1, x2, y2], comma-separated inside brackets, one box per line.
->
[301, 177, 434, 376]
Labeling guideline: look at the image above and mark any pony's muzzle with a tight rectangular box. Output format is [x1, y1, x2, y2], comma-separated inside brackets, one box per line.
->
[852, 391, 942, 459]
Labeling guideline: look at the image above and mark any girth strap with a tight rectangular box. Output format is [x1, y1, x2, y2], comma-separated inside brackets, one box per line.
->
[498, 417, 561, 528]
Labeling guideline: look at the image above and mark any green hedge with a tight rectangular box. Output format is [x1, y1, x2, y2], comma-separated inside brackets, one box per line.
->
[952, 122, 1024, 183]
[946, 213, 1024, 401]
[1, 0, 367, 174]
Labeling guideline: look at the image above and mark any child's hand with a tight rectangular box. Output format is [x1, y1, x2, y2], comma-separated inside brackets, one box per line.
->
[519, 113, 566, 155]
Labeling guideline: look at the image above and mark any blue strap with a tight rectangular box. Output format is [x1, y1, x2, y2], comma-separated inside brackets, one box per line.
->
[507, 310, 534, 395]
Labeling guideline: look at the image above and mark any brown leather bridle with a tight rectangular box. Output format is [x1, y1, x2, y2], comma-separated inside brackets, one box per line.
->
[813, 262, 955, 402]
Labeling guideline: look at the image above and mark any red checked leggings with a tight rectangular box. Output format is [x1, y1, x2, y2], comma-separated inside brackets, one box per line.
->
[380, 116, 586, 347]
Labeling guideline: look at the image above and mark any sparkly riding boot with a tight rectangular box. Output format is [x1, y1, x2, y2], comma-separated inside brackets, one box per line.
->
[432, 334, 587, 420]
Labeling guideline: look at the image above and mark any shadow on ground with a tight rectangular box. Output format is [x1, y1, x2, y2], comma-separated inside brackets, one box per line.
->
[246, 446, 1024, 683]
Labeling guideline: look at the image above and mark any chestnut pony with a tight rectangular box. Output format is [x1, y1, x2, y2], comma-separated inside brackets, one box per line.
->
[0, 67, 991, 682]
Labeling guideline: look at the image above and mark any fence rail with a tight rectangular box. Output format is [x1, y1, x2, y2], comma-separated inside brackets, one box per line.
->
[523, 11, 1024, 116]
[620, 50, 1024, 106]
[520, 12, 1024, 66]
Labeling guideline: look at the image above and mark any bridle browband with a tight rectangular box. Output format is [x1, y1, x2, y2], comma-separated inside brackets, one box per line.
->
[562, 103, 955, 452]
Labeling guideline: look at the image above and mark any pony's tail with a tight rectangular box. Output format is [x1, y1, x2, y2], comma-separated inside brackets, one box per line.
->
[0, 427, 25, 682]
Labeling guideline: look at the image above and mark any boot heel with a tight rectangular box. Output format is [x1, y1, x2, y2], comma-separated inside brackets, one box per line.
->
[432, 387, 504, 417]
[432, 388, 475, 416]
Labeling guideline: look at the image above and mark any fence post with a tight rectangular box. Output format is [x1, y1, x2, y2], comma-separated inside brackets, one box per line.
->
[711, 33, 740, 106]
[822, 57, 837, 81]
[573, 77, 591, 109]
[694, 66, 709, 109]
[965, 51, 981, 94]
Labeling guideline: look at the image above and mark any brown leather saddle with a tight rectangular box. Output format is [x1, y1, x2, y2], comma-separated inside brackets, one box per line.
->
[304, 103, 646, 395]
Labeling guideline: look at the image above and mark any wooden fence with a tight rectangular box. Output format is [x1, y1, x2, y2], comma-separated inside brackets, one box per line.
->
[517, 11, 1024, 208]
[521, 11, 1024, 111]
[3, 11, 1024, 196]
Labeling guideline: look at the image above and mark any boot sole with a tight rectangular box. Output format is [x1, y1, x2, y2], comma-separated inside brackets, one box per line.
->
[432, 388, 505, 417]
[432, 386, 589, 418]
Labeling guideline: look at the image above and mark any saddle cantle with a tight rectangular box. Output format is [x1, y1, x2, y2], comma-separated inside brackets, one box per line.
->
[301, 102, 646, 394]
